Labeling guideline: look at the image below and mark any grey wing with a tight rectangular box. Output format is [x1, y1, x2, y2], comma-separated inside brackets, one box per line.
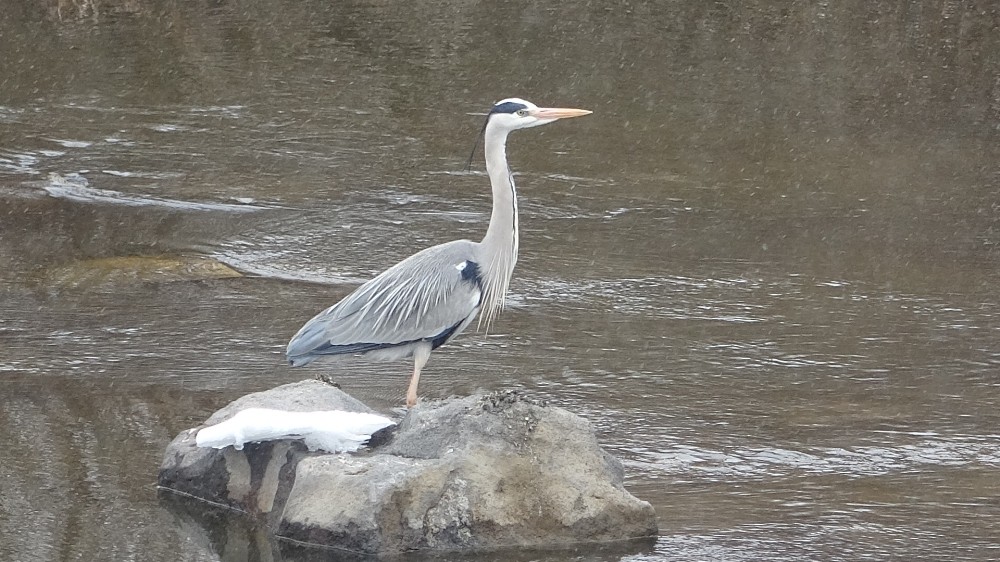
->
[286, 241, 483, 362]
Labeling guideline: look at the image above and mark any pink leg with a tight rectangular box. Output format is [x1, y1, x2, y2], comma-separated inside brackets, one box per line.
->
[405, 344, 431, 408]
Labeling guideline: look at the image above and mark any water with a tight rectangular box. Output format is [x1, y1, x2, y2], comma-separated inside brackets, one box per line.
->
[2, 1, 999, 560]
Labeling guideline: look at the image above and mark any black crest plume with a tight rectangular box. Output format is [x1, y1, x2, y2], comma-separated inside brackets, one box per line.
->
[464, 113, 491, 172]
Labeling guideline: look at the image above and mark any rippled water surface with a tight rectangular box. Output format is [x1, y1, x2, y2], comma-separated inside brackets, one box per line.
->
[2, 1, 999, 560]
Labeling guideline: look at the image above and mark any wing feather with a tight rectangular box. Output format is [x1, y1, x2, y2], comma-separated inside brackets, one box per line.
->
[287, 240, 482, 360]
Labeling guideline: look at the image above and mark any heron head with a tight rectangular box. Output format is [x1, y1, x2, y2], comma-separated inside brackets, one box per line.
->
[465, 98, 590, 170]
[487, 98, 592, 131]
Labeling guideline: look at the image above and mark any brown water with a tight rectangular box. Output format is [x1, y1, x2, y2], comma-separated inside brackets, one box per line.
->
[2, 1, 999, 560]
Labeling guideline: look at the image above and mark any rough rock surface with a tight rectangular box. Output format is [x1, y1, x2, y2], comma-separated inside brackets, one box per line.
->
[158, 380, 658, 555]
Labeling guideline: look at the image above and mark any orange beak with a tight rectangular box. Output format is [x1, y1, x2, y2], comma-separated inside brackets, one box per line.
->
[529, 107, 593, 120]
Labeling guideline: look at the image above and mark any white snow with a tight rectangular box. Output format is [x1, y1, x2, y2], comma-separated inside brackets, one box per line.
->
[195, 408, 395, 453]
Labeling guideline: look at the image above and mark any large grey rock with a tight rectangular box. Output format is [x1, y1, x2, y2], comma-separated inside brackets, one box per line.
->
[158, 380, 658, 555]
[158, 380, 374, 524]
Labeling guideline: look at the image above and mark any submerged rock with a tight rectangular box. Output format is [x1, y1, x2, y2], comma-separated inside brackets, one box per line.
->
[39, 254, 241, 290]
[158, 380, 658, 555]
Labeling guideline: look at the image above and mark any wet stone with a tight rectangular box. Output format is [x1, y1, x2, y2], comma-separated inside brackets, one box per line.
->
[38, 254, 242, 290]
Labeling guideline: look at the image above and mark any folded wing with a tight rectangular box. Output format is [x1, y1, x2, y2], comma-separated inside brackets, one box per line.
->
[286, 241, 483, 364]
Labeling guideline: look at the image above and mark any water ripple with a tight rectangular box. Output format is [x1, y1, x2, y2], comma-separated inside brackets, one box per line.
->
[38, 173, 268, 212]
[626, 436, 1000, 481]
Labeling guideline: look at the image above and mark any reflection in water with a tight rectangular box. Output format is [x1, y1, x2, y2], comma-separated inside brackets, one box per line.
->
[2, 1, 999, 560]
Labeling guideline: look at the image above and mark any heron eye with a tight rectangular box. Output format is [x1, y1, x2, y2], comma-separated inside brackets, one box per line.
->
[516, 109, 528, 117]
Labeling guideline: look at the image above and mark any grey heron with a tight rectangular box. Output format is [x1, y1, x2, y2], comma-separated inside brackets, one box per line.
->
[286, 98, 591, 407]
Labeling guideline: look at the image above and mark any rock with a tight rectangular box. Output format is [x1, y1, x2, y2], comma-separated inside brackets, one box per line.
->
[158, 381, 658, 556]
[38, 254, 242, 290]
[158, 380, 375, 525]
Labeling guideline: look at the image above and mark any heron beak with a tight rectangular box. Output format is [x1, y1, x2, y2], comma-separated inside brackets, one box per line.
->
[529, 107, 593, 120]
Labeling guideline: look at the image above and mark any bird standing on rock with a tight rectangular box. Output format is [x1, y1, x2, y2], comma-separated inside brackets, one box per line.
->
[286, 98, 591, 407]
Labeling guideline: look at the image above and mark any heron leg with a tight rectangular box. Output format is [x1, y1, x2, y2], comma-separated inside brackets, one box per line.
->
[405, 344, 432, 408]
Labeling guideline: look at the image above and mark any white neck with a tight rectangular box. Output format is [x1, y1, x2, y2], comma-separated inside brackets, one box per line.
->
[478, 121, 519, 330]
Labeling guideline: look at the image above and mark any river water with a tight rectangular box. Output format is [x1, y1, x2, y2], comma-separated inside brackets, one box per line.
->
[1, 1, 999, 560]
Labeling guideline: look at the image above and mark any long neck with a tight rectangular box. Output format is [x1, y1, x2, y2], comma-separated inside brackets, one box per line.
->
[478, 122, 519, 330]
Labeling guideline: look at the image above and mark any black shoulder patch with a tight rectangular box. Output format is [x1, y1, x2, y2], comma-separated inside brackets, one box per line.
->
[458, 260, 481, 285]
